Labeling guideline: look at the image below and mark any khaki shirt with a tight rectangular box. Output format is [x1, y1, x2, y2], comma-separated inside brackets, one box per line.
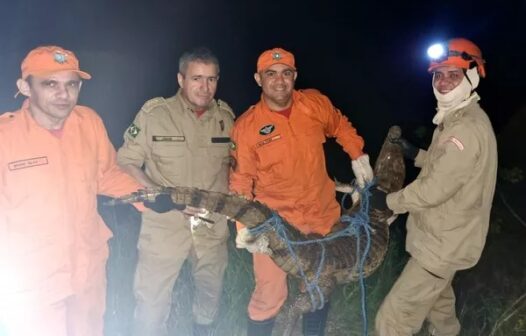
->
[117, 90, 234, 193]
[387, 100, 497, 277]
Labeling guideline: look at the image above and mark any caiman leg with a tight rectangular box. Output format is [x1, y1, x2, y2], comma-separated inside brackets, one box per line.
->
[279, 275, 336, 336]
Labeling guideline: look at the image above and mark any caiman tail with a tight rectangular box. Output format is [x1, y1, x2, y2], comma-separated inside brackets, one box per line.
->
[108, 126, 405, 322]
[108, 125, 405, 283]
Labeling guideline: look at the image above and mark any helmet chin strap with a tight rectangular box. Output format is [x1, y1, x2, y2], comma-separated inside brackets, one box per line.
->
[432, 68, 480, 125]
[465, 67, 480, 91]
[463, 69, 473, 87]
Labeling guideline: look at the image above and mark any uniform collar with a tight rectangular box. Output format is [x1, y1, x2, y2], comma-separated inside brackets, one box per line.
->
[259, 89, 300, 114]
[441, 98, 480, 127]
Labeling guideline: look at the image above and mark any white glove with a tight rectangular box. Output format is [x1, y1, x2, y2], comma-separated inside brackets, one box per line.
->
[351, 154, 374, 188]
[334, 178, 360, 206]
[235, 228, 272, 255]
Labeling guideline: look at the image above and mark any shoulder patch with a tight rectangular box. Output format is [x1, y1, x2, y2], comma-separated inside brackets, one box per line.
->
[218, 99, 235, 119]
[446, 136, 464, 151]
[141, 97, 166, 114]
[126, 123, 141, 138]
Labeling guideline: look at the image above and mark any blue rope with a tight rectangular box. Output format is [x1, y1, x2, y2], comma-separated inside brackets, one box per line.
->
[250, 213, 327, 310]
[248, 180, 375, 335]
[340, 181, 374, 336]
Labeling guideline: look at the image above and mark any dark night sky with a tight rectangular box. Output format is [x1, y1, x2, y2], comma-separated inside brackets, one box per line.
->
[0, 0, 524, 159]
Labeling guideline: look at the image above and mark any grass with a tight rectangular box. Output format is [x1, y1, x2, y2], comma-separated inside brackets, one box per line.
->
[101, 184, 526, 336]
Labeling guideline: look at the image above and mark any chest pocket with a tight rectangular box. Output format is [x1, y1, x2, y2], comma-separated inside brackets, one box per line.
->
[4, 160, 50, 208]
[209, 137, 230, 158]
[206, 137, 230, 175]
[255, 134, 292, 180]
[296, 126, 326, 165]
[151, 140, 186, 178]
[300, 126, 325, 144]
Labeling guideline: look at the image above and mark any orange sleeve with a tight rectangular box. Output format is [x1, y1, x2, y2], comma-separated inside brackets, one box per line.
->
[229, 118, 257, 198]
[229, 117, 257, 232]
[307, 89, 365, 160]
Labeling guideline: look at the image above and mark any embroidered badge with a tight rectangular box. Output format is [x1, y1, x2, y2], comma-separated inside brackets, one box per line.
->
[219, 120, 225, 132]
[256, 134, 282, 148]
[54, 51, 68, 64]
[259, 124, 275, 135]
[447, 136, 464, 151]
[152, 135, 185, 142]
[127, 123, 141, 138]
[8, 156, 48, 171]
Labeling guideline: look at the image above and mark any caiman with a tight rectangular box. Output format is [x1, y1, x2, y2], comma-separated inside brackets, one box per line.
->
[108, 125, 405, 335]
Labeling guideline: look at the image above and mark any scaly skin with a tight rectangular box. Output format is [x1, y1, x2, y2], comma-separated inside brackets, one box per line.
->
[109, 126, 405, 334]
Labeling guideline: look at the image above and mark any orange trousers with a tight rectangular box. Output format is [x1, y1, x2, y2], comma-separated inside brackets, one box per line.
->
[1, 248, 108, 336]
[248, 253, 288, 321]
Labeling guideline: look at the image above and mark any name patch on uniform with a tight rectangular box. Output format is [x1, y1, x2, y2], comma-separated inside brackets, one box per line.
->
[8, 156, 48, 171]
[256, 134, 282, 148]
[152, 135, 185, 142]
[211, 137, 231, 143]
[259, 124, 275, 135]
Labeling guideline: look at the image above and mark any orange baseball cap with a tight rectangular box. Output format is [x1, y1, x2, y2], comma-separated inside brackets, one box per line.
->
[21, 45, 91, 80]
[256, 47, 296, 72]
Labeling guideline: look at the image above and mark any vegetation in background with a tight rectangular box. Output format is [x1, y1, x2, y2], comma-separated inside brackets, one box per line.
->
[102, 168, 526, 336]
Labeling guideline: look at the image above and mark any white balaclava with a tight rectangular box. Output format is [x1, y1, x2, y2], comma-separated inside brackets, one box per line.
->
[432, 67, 480, 125]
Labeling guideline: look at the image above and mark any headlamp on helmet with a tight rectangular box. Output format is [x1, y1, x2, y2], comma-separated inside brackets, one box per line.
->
[427, 43, 447, 61]
[427, 38, 486, 78]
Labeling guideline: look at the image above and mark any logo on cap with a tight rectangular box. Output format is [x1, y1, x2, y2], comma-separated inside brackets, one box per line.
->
[54, 51, 68, 64]
[257, 47, 295, 73]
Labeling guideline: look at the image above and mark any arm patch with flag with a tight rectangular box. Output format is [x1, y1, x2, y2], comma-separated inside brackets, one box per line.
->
[126, 123, 141, 138]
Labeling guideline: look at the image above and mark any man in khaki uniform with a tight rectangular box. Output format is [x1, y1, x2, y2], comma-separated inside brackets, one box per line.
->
[371, 38, 497, 335]
[117, 47, 234, 336]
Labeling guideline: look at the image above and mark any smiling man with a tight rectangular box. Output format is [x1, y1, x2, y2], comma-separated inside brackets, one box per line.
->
[117, 47, 234, 336]
[372, 38, 498, 336]
[0, 45, 142, 336]
[229, 47, 374, 336]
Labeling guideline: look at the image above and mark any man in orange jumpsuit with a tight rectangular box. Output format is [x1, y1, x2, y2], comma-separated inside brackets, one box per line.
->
[229, 47, 374, 335]
[0, 45, 142, 336]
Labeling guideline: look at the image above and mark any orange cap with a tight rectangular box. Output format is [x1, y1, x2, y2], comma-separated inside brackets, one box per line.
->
[256, 47, 296, 72]
[21, 45, 91, 80]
